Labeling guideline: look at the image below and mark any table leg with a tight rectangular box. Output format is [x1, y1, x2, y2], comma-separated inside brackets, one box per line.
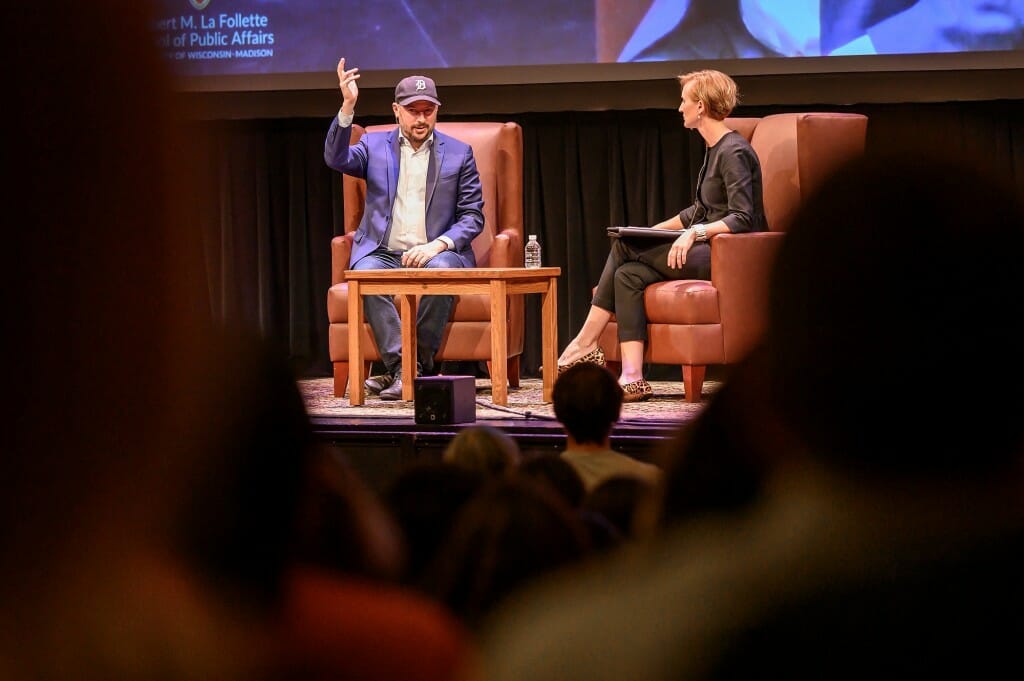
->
[489, 279, 510, 406]
[348, 281, 365, 406]
[542, 276, 558, 403]
[400, 294, 417, 401]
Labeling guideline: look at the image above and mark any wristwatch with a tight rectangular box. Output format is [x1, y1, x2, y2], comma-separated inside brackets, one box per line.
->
[693, 224, 708, 242]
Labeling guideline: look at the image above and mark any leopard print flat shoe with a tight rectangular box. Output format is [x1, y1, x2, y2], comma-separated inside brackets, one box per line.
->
[620, 378, 653, 403]
[557, 346, 606, 375]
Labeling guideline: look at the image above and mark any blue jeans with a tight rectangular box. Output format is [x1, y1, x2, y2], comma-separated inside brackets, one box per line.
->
[351, 247, 463, 375]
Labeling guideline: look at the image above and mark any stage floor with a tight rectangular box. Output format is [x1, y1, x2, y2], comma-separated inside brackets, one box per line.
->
[299, 377, 715, 491]
[300, 377, 714, 423]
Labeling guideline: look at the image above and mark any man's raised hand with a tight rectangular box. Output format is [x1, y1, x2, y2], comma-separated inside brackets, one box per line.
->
[337, 57, 360, 104]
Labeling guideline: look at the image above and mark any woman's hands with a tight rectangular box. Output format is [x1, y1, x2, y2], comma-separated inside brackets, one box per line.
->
[667, 229, 696, 269]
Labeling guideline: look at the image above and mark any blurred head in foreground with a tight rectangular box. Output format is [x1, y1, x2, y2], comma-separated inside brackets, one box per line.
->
[765, 150, 1024, 477]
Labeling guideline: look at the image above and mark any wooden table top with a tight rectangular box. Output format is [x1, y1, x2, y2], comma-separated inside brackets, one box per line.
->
[344, 267, 561, 281]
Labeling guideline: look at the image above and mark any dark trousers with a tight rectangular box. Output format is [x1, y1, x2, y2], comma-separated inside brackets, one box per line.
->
[591, 236, 711, 343]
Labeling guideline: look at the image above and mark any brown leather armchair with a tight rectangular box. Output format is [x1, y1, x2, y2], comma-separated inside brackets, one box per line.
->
[598, 112, 869, 402]
[327, 121, 525, 397]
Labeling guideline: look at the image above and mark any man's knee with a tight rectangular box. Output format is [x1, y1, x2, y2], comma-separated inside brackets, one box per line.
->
[426, 251, 463, 269]
[352, 256, 383, 271]
[353, 248, 402, 271]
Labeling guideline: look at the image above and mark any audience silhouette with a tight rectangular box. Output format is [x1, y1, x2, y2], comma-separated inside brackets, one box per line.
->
[476, 150, 1024, 679]
[420, 476, 592, 629]
[520, 453, 625, 552]
[5, 2, 268, 676]
[290, 448, 406, 582]
[519, 453, 588, 509]
[636, 343, 787, 535]
[582, 475, 659, 541]
[553, 363, 662, 491]
[3, 2, 472, 678]
[15, 4, 1023, 680]
[442, 424, 522, 476]
[381, 460, 488, 586]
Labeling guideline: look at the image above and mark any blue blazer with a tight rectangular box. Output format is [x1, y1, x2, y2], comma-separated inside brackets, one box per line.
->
[324, 118, 485, 268]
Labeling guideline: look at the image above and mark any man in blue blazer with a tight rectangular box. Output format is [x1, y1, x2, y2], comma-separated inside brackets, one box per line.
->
[325, 58, 484, 400]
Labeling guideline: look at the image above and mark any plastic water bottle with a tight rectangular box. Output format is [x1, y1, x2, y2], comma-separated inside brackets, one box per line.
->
[525, 234, 542, 269]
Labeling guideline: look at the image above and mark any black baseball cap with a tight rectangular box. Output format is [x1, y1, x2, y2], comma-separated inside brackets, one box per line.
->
[394, 75, 441, 106]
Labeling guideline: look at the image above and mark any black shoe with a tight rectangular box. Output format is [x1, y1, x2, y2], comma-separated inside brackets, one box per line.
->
[365, 373, 396, 395]
[379, 376, 405, 401]
[418, 356, 436, 377]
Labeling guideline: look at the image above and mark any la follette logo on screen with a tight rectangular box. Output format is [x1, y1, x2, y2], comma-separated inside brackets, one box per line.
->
[189, 0, 211, 10]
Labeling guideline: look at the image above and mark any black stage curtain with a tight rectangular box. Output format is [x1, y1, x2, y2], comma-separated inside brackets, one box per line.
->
[187, 100, 1024, 379]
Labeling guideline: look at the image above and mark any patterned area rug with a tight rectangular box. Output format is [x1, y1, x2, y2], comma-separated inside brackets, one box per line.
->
[299, 377, 717, 424]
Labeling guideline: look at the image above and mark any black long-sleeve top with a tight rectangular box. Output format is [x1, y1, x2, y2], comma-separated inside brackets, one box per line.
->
[679, 131, 766, 234]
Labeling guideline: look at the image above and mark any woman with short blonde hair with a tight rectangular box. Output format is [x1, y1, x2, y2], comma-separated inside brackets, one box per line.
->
[557, 69, 766, 403]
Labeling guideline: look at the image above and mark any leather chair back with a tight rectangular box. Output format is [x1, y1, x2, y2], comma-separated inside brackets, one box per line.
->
[599, 112, 868, 401]
[749, 113, 869, 233]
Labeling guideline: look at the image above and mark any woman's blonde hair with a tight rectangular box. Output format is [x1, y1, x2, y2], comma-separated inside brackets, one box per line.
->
[678, 70, 739, 121]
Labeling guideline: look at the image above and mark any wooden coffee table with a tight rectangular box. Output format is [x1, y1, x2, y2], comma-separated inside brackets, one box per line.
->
[345, 267, 561, 406]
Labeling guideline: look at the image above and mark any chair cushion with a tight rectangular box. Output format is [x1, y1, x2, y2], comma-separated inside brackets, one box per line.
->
[644, 280, 720, 325]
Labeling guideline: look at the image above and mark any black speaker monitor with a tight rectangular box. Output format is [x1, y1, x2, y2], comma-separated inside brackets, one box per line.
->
[414, 375, 476, 425]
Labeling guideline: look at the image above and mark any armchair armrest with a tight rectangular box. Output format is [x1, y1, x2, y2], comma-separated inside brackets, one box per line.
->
[711, 232, 785, 362]
[330, 234, 354, 284]
[487, 231, 524, 268]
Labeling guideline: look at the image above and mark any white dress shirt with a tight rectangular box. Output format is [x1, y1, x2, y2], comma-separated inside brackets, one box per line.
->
[388, 133, 431, 252]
